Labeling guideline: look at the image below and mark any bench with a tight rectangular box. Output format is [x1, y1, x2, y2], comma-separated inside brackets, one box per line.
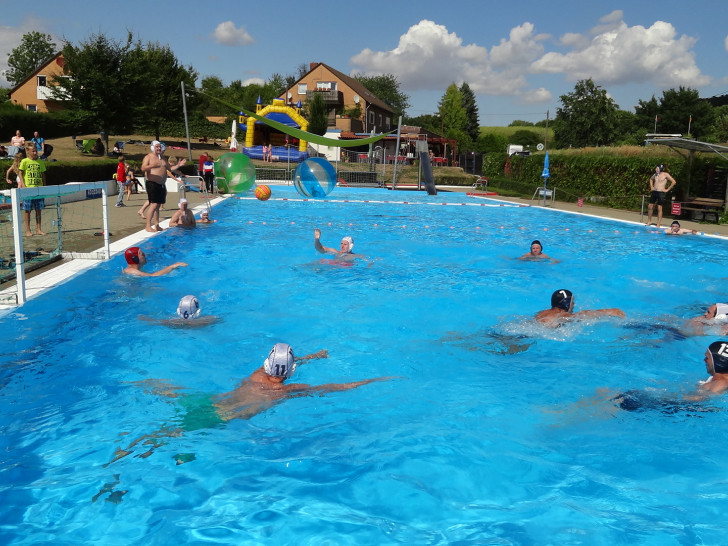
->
[681, 198, 725, 222]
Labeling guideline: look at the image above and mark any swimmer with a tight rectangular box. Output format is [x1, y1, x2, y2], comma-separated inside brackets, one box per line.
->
[314, 227, 370, 264]
[664, 220, 697, 235]
[138, 295, 219, 328]
[169, 198, 196, 228]
[198, 211, 216, 224]
[106, 344, 394, 465]
[121, 246, 188, 277]
[535, 289, 625, 326]
[610, 341, 728, 413]
[684, 303, 728, 336]
[519, 240, 559, 262]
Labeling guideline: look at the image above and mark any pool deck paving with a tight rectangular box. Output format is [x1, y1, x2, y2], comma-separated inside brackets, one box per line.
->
[2, 184, 727, 309]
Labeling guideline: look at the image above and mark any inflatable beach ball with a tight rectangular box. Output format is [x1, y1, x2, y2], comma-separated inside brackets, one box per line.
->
[293, 158, 337, 198]
[217, 152, 256, 194]
[255, 185, 272, 201]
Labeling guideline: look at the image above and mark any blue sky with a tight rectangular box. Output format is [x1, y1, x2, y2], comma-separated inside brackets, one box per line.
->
[1, 0, 726, 126]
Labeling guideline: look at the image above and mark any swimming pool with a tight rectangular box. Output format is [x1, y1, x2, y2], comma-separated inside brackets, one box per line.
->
[1, 186, 727, 544]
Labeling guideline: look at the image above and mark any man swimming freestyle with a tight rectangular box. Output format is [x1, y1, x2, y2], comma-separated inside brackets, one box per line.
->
[536, 289, 625, 326]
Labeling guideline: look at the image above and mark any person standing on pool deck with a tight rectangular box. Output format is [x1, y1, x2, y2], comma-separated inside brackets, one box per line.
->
[141, 141, 186, 233]
[17, 143, 47, 236]
[314, 228, 369, 263]
[121, 246, 187, 277]
[646, 165, 676, 228]
[536, 289, 625, 326]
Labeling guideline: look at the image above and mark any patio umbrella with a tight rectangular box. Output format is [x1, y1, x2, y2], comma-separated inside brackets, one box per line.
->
[230, 119, 238, 152]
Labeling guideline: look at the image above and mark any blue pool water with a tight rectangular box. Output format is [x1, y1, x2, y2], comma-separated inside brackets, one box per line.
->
[2, 186, 728, 544]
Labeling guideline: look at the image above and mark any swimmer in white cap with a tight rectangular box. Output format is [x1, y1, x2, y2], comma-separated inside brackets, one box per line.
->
[684, 303, 728, 336]
[535, 289, 625, 326]
[106, 346, 394, 465]
[664, 220, 697, 236]
[169, 197, 196, 227]
[138, 294, 219, 327]
[141, 140, 186, 233]
[314, 227, 370, 264]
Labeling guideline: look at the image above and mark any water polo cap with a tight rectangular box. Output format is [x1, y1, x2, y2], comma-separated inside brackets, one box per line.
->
[150, 140, 162, 153]
[264, 343, 296, 378]
[715, 303, 728, 321]
[342, 236, 354, 252]
[671, 221, 680, 228]
[551, 289, 574, 312]
[531, 240, 542, 251]
[177, 295, 200, 320]
[657, 164, 664, 172]
[708, 341, 728, 373]
[124, 247, 141, 265]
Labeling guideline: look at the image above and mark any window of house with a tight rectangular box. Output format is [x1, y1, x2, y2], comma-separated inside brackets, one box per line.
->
[298, 83, 307, 94]
[26, 104, 37, 112]
[368, 111, 375, 124]
[386, 117, 391, 128]
[378, 114, 382, 126]
[316, 81, 336, 91]
[37, 75, 47, 87]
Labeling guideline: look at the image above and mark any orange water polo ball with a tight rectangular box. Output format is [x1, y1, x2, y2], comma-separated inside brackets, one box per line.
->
[255, 185, 272, 201]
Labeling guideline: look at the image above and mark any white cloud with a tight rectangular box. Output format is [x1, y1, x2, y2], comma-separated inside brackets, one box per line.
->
[212, 21, 254, 47]
[520, 88, 552, 104]
[531, 10, 711, 88]
[242, 77, 264, 86]
[350, 19, 548, 102]
[0, 17, 57, 88]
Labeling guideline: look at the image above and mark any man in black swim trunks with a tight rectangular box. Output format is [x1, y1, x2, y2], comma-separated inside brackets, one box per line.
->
[141, 140, 186, 233]
[646, 165, 676, 228]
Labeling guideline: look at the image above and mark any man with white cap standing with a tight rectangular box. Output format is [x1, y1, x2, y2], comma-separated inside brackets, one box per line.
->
[141, 140, 186, 233]
[169, 198, 196, 227]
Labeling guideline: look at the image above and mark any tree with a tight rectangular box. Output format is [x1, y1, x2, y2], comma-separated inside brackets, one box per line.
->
[4, 31, 56, 86]
[439, 83, 467, 138]
[661, 87, 712, 137]
[459, 82, 480, 141]
[354, 73, 410, 119]
[510, 129, 541, 148]
[403, 113, 441, 134]
[553, 78, 620, 148]
[54, 33, 138, 139]
[510, 120, 535, 127]
[132, 42, 199, 140]
[306, 92, 328, 135]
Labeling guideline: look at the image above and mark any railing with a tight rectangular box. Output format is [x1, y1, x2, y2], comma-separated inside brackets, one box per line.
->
[306, 90, 342, 104]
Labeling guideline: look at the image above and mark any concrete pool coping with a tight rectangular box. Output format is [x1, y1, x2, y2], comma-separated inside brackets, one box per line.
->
[2, 184, 726, 310]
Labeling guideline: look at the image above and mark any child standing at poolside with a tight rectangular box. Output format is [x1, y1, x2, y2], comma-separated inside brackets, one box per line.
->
[18, 143, 47, 236]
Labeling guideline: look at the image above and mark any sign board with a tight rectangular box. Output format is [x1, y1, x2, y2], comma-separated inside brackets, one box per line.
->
[671, 202, 681, 215]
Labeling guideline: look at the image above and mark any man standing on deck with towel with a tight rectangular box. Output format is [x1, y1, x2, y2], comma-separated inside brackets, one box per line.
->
[646, 164, 676, 228]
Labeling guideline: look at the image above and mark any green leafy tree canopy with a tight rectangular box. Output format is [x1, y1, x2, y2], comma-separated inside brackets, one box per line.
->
[354, 73, 410, 119]
[553, 78, 620, 148]
[4, 31, 56, 86]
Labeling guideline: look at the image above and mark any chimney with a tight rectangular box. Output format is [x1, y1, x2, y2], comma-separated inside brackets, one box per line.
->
[309, 62, 320, 71]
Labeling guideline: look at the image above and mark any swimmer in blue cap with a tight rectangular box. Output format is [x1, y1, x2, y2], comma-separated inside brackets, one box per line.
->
[519, 240, 558, 262]
[536, 289, 625, 326]
[701, 341, 728, 394]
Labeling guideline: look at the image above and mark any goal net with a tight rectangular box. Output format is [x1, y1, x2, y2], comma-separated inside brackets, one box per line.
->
[0, 182, 111, 305]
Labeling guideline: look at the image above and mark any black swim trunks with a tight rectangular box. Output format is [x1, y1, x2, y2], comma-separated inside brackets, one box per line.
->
[146, 180, 167, 204]
[649, 190, 665, 205]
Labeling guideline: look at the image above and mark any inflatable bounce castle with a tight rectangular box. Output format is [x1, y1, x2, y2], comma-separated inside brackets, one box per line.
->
[241, 97, 309, 162]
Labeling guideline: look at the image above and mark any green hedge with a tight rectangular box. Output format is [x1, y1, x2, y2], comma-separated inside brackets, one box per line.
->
[0, 158, 195, 190]
[481, 151, 728, 202]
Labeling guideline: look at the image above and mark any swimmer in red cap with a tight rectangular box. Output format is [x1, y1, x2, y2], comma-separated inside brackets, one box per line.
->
[122, 246, 188, 276]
